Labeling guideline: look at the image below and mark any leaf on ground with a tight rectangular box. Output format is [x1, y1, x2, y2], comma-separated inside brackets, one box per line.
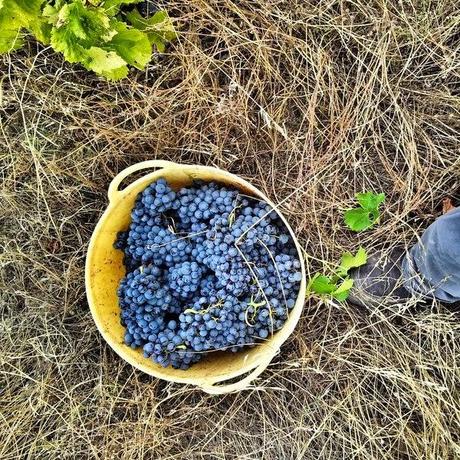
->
[331, 278, 354, 301]
[308, 247, 366, 302]
[356, 192, 385, 211]
[344, 208, 374, 232]
[107, 27, 151, 69]
[309, 274, 337, 294]
[309, 273, 354, 302]
[336, 247, 367, 277]
[126, 9, 176, 52]
[83, 46, 128, 80]
[344, 191, 385, 232]
[103, 0, 142, 16]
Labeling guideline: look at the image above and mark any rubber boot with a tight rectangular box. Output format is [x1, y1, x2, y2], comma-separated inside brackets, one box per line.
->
[349, 207, 460, 308]
[347, 246, 412, 308]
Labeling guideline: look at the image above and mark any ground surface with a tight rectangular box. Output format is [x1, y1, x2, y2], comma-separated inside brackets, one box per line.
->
[1, 1, 460, 459]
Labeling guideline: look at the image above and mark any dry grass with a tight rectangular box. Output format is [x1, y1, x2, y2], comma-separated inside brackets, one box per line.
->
[1, 0, 460, 458]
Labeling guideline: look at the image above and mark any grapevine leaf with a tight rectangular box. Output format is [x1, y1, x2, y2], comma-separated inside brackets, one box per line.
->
[84, 46, 128, 80]
[344, 208, 374, 232]
[3, 0, 45, 23]
[126, 9, 176, 52]
[103, 0, 142, 16]
[331, 278, 354, 301]
[336, 247, 367, 277]
[309, 274, 337, 294]
[332, 291, 349, 301]
[107, 27, 151, 69]
[0, 0, 47, 52]
[356, 192, 385, 211]
[0, 21, 24, 53]
[344, 191, 385, 232]
[49, 0, 114, 62]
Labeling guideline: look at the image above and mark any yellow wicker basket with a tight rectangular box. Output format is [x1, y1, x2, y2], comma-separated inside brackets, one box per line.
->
[85, 160, 306, 394]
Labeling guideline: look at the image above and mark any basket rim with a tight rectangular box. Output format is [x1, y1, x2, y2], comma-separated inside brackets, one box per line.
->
[85, 162, 307, 388]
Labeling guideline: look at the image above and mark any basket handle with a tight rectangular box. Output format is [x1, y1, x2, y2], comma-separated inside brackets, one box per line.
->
[198, 353, 274, 395]
[108, 160, 177, 202]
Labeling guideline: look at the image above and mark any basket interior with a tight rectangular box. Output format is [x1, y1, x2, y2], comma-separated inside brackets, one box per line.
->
[86, 165, 304, 385]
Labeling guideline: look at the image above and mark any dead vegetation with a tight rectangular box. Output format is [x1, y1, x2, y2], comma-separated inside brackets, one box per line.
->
[1, 0, 459, 458]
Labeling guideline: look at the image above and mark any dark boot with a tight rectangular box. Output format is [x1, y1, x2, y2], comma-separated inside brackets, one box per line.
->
[349, 207, 460, 309]
[348, 246, 412, 309]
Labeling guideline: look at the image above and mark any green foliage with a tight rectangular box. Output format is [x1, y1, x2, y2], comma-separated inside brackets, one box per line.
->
[336, 247, 368, 277]
[126, 9, 177, 52]
[308, 247, 367, 301]
[0, 0, 176, 80]
[344, 192, 385, 232]
[0, 0, 49, 52]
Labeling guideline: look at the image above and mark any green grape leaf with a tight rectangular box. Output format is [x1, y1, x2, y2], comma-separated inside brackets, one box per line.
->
[336, 247, 367, 278]
[331, 278, 354, 301]
[0, 0, 170, 80]
[356, 192, 385, 211]
[0, 29, 23, 53]
[107, 27, 151, 69]
[4, 0, 45, 24]
[29, 18, 52, 44]
[344, 208, 374, 232]
[126, 9, 176, 52]
[309, 275, 337, 294]
[103, 0, 142, 16]
[83, 46, 128, 80]
[49, 0, 114, 62]
[308, 273, 354, 302]
[308, 247, 367, 302]
[344, 191, 385, 232]
[0, 0, 48, 52]
[332, 290, 350, 302]
[0, 16, 24, 53]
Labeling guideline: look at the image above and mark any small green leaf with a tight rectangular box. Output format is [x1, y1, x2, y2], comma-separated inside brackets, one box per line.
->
[332, 278, 354, 296]
[344, 208, 374, 232]
[309, 274, 337, 294]
[107, 27, 151, 69]
[332, 289, 351, 301]
[344, 191, 385, 232]
[337, 247, 367, 277]
[308, 274, 354, 302]
[126, 9, 176, 52]
[103, 0, 142, 16]
[356, 192, 385, 211]
[84, 46, 128, 80]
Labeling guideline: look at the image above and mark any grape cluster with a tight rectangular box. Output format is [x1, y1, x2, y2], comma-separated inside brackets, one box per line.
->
[115, 178, 302, 369]
[168, 261, 203, 299]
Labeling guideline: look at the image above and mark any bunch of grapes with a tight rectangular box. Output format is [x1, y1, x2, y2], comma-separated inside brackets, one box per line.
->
[115, 178, 302, 369]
